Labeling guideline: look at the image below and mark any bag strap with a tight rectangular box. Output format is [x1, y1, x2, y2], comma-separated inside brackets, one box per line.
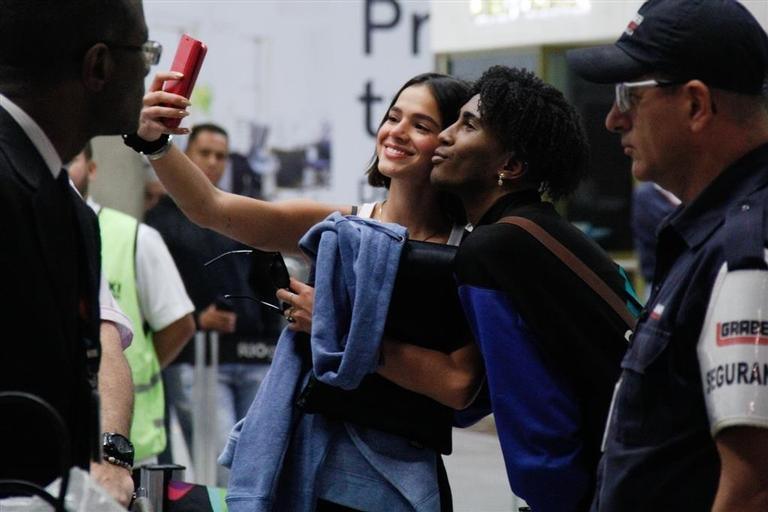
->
[498, 216, 636, 329]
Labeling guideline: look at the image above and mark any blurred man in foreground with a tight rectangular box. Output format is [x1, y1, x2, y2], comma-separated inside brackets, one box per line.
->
[0, 0, 154, 504]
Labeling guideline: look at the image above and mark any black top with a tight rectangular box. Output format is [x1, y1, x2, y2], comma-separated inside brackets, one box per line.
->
[460, 191, 629, 406]
[454, 190, 632, 510]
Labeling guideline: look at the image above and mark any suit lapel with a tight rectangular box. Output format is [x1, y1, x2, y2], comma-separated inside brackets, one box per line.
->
[0, 108, 75, 316]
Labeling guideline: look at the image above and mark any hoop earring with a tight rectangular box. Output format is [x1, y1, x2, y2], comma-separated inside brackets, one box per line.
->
[497, 171, 515, 187]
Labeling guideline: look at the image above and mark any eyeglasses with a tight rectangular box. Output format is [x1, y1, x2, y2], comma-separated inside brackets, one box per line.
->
[614, 79, 685, 113]
[106, 40, 162, 68]
[204, 249, 291, 315]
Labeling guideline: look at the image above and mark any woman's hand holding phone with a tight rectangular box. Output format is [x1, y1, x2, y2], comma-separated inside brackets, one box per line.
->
[276, 278, 315, 334]
[138, 35, 206, 140]
[137, 71, 191, 141]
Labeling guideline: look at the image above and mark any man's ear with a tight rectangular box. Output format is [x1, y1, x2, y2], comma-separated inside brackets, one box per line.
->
[495, 156, 526, 187]
[685, 80, 715, 133]
[81, 43, 112, 92]
[500, 156, 526, 179]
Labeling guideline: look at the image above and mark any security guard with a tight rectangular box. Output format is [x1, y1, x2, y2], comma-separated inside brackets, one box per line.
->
[568, 0, 768, 510]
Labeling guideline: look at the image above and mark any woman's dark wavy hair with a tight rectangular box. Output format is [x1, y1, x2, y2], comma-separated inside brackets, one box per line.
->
[365, 73, 471, 188]
[472, 66, 589, 201]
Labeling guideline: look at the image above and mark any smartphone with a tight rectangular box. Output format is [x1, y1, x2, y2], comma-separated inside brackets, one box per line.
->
[162, 34, 207, 128]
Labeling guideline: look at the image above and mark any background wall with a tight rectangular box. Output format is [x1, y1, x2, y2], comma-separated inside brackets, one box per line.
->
[431, 0, 768, 54]
[93, 0, 434, 218]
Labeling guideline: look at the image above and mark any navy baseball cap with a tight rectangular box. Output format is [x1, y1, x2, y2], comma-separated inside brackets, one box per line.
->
[567, 0, 768, 94]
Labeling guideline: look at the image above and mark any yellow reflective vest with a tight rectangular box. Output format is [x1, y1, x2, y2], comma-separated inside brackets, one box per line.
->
[98, 207, 165, 461]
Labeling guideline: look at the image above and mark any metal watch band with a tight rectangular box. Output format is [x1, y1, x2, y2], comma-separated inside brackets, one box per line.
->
[103, 454, 132, 471]
[146, 135, 173, 160]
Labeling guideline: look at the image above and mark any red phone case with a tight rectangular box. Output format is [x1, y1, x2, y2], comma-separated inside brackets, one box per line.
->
[162, 34, 207, 128]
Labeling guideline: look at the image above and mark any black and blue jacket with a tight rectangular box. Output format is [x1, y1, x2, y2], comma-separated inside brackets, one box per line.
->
[455, 190, 638, 512]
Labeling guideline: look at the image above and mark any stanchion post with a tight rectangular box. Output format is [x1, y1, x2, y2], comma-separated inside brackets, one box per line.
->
[135, 463, 185, 512]
[191, 330, 220, 486]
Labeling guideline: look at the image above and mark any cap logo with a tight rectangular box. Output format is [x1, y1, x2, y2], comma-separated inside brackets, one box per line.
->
[625, 13, 644, 36]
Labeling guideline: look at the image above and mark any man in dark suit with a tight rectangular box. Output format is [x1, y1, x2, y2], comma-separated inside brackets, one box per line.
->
[0, 0, 153, 504]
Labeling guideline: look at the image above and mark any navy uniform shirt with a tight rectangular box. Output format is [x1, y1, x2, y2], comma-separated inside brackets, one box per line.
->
[595, 143, 768, 511]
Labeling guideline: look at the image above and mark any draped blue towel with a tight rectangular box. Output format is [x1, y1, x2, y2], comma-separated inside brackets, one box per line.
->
[220, 213, 408, 512]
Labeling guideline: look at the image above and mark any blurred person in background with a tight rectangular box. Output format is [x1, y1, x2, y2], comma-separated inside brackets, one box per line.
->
[144, 164, 167, 213]
[630, 182, 679, 298]
[68, 141, 195, 466]
[145, 123, 283, 487]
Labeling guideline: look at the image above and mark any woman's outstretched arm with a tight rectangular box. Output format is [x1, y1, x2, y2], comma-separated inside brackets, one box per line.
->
[138, 71, 350, 254]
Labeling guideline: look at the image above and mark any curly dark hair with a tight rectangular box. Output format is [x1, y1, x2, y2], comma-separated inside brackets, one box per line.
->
[366, 73, 470, 188]
[472, 66, 589, 200]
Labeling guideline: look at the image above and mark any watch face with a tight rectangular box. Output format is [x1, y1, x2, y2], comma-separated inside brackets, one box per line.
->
[103, 432, 134, 465]
[111, 434, 132, 454]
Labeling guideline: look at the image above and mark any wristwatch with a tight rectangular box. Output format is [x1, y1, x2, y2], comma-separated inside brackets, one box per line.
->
[102, 432, 134, 471]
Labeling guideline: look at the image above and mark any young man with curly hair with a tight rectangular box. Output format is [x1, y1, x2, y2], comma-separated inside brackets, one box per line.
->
[431, 66, 638, 512]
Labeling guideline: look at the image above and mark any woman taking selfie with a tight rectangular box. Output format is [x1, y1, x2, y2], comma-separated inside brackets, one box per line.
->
[129, 71, 483, 511]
